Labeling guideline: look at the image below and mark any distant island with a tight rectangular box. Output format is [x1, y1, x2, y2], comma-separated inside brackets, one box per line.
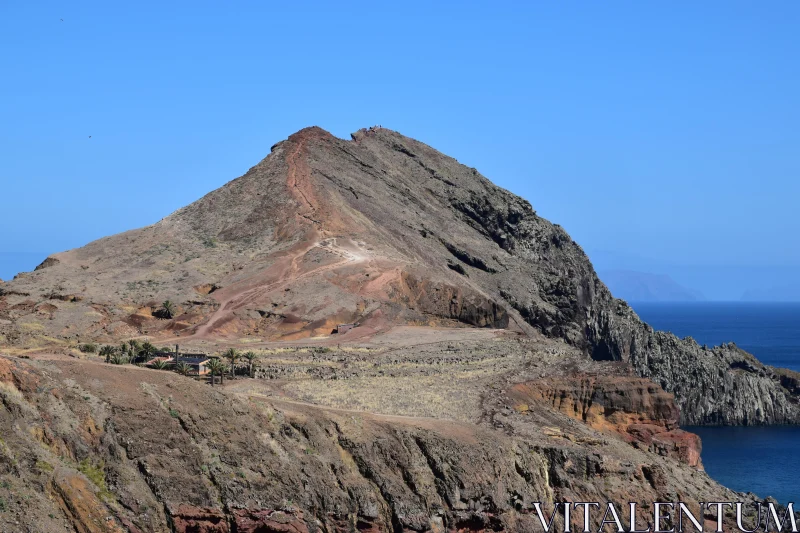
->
[741, 284, 800, 302]
[599, 269, 704, 302]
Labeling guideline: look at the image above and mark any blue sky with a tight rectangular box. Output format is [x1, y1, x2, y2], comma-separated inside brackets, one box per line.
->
[1, 1, 799, 299]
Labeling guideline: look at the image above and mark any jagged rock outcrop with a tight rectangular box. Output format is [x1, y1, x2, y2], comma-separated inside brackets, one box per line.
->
[429, 163, 800, 425]
[582, 301, 800, 424]
[391, 272, 509, 329]
[34, 256, 60, 271]
[626, 332, 800, 425]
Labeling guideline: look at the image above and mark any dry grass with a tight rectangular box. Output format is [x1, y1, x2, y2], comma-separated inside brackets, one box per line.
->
[0, 381, 37, 418]
[284, 373, 484, 422]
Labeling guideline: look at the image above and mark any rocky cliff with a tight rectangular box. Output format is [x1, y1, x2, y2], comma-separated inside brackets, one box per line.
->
[507, 376, 702, 467]
[0, 345, 752, 533]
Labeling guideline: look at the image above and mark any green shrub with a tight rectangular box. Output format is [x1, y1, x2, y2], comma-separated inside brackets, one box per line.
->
[78, 343, 97, 353]
[35, 460, 53, 473]
[78, 459, 112, 500]
[150, 359, 170, 370]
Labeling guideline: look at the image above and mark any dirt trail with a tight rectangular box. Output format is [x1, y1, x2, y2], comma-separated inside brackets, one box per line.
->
[185, 134, 369, 341]
[286, 132, 318, 224]
[186, 237, 368, 340]
[187, 133, 325, 341]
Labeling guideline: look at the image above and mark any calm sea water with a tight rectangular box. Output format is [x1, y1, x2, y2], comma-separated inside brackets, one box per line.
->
[633, 302, 800, 504]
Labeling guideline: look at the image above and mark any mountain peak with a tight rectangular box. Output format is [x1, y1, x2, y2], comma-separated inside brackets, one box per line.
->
[2, 127, 799, 430]
[288, 125, 336, 142]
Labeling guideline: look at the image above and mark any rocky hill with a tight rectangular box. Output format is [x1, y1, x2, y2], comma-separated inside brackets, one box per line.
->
[2, 126, 798, 426]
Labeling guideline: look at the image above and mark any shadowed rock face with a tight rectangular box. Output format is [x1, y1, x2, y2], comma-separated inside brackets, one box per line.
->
[2, 125, 798, 425]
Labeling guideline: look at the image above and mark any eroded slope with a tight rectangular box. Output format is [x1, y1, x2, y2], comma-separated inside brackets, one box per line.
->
[0, 337, 754, 533]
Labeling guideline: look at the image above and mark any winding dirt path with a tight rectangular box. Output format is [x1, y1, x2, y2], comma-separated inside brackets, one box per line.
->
[165, 132, 379, 342]
[184, 238, 367, 340]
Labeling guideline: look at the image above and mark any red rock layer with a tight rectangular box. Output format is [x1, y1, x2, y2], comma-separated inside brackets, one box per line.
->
[508, 376, 702, 468]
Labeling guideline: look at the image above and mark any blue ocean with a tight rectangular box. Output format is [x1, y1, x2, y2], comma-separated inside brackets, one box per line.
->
[633, 302, 800, 504]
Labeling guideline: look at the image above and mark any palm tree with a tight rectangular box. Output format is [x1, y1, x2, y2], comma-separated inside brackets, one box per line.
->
[160, 300, 175, 319]
[99, 345, 115, 355]
[99, 345, 116, 363]
[243, 351, 258, 377]
[175, 362, 191, 376]
[128, 339, 141, 360]
[224, 348, 240, 378]
[205, 358, 225, 386]
[110, 353, 127, 365]
[141, 342, 157, 361]
[150, 359, 169, 370]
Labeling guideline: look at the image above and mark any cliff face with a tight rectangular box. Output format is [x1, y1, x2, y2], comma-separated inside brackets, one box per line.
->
[504, 264, 800, 426]
[618, 330, 800, 425]
[0, 351, 746, 533]
[579, 297, 800, 424]
[507, 376, 702, 467]
[1, 126, 798, 429]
